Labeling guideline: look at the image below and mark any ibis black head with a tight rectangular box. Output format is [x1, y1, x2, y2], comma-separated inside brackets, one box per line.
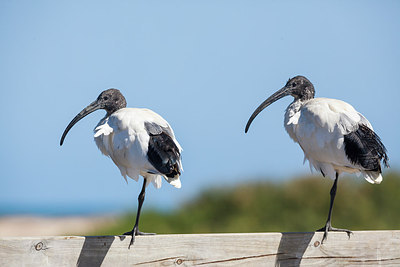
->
[245, 76, 315, 133]
[60, 89, 127, 146]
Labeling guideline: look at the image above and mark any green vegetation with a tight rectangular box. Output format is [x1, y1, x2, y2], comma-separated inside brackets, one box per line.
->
[94, 172, 400, 235]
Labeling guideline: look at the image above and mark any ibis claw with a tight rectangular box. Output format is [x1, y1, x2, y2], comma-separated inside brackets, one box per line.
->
[317, 223, 353, 244]
[123, 228, 156, 249]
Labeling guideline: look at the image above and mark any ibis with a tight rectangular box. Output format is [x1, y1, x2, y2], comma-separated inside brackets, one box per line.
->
[245, 76, 389, 243]
[60, 89, 183, 248]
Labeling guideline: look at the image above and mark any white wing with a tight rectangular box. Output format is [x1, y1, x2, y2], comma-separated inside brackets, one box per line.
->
[93, 108, 182, 188]
[288, 98, 374, 180]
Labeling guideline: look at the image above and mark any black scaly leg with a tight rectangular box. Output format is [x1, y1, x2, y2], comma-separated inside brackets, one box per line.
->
[123, 178, 155, 249]
[317, 173, 352, 243]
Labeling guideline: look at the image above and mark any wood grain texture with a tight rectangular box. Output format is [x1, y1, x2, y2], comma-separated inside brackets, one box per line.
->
[0, 231, 399, 266]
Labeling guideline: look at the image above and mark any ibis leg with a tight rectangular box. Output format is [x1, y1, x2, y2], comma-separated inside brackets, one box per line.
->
[317, 173, 352, 243]
[123, 178, 155, 249]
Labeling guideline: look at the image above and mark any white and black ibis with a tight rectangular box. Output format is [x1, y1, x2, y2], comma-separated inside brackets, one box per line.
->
[245, 76, 389, 243]
[60, 89, 183, 248]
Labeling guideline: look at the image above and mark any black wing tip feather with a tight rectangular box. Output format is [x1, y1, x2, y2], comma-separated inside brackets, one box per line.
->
[344, 124, 389, 172]
[147, 131, 181, 178]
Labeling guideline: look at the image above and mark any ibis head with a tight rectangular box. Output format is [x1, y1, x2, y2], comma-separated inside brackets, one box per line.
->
[60, 89, 127, 146]
[245, 76, 315, 133]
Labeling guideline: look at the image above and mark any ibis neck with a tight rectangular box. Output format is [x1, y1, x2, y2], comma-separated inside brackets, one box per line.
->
[106, 110, 116, 116]
[105, 109, 119, 117]
[106, 105, 126, 116]
[294, 93, 314, 102]
[286, 99, 304, 117]
[105, 95, 127, 116]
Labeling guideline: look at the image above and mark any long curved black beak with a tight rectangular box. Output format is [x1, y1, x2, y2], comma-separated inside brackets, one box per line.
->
[60, 100, 102, 146]
[245, 87, 291, 133]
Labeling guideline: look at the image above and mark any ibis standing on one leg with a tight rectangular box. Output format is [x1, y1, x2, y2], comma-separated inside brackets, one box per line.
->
[245, 76, 389, 243]
[60, 89, 183, 248]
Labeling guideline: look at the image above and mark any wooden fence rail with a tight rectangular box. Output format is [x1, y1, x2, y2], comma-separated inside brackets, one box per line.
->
[0, 231, 399, 266]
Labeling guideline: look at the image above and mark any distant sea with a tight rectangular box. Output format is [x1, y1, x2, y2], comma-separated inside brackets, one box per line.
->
[0, 202, 132, 216]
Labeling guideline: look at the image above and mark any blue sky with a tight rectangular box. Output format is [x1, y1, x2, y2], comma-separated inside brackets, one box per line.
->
[1, 1, 399, 215]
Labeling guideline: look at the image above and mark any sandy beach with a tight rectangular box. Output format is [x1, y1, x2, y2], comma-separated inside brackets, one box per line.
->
[0, 215, 116, 237]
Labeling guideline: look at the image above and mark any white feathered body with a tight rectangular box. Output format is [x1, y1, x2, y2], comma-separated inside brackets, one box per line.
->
[284, 97, 382, 184]
[93, 108, 183, 189]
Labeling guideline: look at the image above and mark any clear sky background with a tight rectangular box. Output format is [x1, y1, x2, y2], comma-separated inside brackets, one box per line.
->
[1, 1, 399, 215]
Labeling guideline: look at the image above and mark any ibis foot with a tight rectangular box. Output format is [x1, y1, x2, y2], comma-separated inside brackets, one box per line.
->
[123, 230, 156, 236]
[317, 222, 352, 244]
[123, 229, 156, 249]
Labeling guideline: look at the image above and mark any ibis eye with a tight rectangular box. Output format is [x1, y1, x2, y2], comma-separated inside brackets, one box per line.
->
[292, 82, 297, 87]
[103, 96, 109, 101]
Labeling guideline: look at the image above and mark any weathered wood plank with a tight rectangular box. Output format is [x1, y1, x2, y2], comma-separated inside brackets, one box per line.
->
[0, 231, 399, 266]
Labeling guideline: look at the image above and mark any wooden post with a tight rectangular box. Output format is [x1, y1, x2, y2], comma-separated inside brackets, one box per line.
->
[0, 231, 399, 266]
